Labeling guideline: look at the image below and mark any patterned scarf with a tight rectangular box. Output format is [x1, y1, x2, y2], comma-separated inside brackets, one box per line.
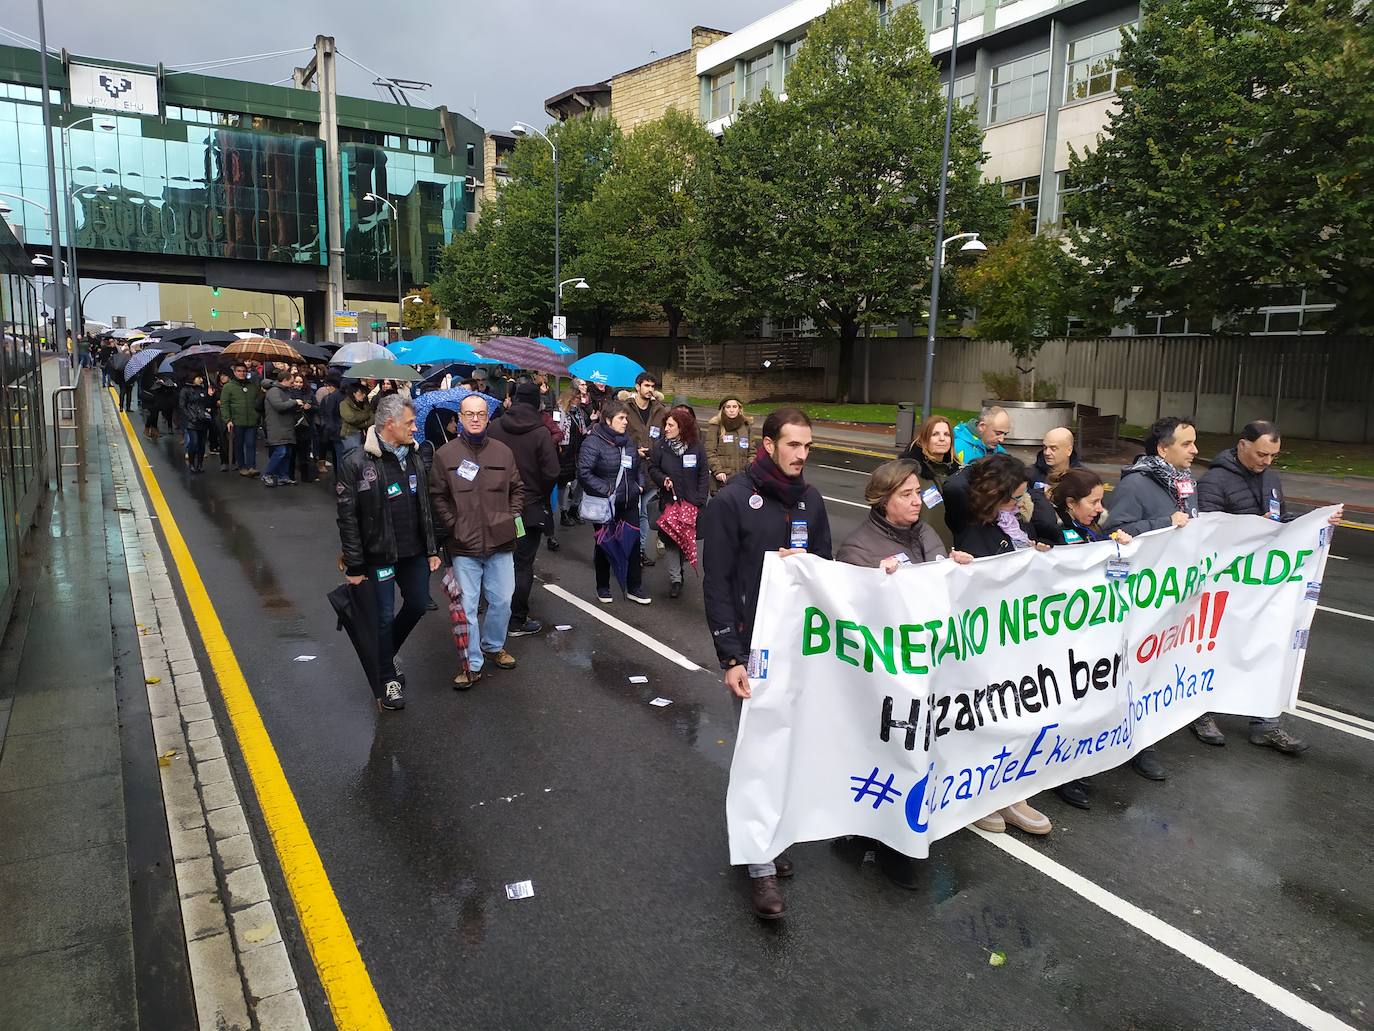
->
[749, 452, 809, 508]
[1127, 454, 1193, 510]
[379, 437, 410, 465]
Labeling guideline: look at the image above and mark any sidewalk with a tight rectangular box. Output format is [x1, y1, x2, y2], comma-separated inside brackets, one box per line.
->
[0, 371, 308, 1029]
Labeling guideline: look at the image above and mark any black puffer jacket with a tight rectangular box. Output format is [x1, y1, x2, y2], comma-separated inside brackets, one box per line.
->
[335, 427, 439, 577]
[649, 439, 710, 509]
[577, 424, 642, 515]
[701, 467, 832, 668]
[1198, 448, 1289, 521]
[489, 402, 561, 528]
[177, 384, 213, 429]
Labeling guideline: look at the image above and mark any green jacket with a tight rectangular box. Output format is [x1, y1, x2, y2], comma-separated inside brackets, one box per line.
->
[219, 378, 261, 427]
[340, 397, 374, 438]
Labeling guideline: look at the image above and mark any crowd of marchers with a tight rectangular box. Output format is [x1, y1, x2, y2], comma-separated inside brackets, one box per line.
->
[701, 404, 1342, 920]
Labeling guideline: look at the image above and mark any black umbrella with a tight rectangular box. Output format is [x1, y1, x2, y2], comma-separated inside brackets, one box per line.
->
[196, 331, 239, 345]
[327, 580, 384, 701]
[143, 338, 181, 353]
[159, 326, 202, 345]
[294, 341, 332, 362]
[108, 351, 131, 377]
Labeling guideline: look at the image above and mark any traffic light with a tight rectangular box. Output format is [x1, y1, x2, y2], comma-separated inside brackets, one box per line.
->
[295, 321, 304, 334]
[211, 286, 220, 297]
[210, 308, 219, 318]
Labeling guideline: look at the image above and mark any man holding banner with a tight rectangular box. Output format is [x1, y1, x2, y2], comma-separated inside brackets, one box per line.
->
[703, 408, 832, 920]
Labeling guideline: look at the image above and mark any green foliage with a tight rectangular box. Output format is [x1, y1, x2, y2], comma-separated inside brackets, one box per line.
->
[961, 212, 1081, 366]
[691, 0, 1007, 399]
[578, 109, 716, 339]
[432, 117, 621, 338]
[1068, 0, 1373, 333]
[400, 287, 438, 332]
[980, 370, 1060, 402]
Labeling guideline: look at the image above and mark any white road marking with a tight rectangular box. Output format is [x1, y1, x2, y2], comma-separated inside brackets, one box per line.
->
[970, 829, 1358, 1031]
[1316, 604, 1374, 623]
[1295, 700, 1374, 731]
[1286, 707, 1374, 742]
[542, 583, 704, 672]
[812, 463, 869, 476]
[1327, 554, 1348, 561]
[822, 494, 869, 510]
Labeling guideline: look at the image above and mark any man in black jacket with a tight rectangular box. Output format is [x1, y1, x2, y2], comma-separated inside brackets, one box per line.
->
[336, 395, 441, 712]
[1193, 420, 1343, 754]
[701, 407, 832, 922]
[489, 382, 561, 637]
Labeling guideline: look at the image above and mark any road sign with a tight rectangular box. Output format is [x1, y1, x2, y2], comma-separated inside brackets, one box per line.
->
[551, 315, 567, 341]
[333, 310, 359, 332]
[370, 321, 386, 330]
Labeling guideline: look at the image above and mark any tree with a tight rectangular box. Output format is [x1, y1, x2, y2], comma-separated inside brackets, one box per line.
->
[1067, 0, 1373, 333]
[692, 0, 1007, 399]
[431, 116, 621, 337]
[579, 109, 716, 339]
[959, 212, 1082, 397]
[400, 287, 439, 333]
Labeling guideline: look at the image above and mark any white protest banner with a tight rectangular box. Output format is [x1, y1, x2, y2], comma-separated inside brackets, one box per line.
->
[727, 508, 1336, 864]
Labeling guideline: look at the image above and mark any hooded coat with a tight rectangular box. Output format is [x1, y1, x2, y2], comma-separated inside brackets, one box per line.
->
[489, 402, 561, 529]
[952, 418, 1006, 465]
[1102, 457, 1199, 536]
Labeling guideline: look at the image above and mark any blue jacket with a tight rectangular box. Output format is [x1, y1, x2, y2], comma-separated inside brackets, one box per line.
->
[952, 418, 1005, 465]
[576, 424, 642, 514]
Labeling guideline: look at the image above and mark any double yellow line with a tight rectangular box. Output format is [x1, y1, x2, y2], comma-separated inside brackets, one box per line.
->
[109, 389, 390, 1029]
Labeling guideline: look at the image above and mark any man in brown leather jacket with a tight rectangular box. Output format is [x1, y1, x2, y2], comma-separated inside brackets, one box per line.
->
[430, 394, 525, 687]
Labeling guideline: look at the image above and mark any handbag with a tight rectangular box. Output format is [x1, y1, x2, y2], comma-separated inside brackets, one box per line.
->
[580, 449, 627, 524]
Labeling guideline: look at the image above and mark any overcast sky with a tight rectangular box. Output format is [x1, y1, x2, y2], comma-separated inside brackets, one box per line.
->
[4, 0, 780, 326]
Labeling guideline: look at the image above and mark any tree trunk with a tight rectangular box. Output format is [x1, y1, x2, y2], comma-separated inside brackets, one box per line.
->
[665, 305, 682, 341]
[835, 320, 858, 403]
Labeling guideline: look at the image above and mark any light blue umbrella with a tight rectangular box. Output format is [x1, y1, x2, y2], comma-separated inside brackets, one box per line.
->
[330, 341, 396, 366]
[567, 352, 645, 388]
[391, 336, 486, 366]
[532, 335, 577, 357]
[412, 388, 504, 445]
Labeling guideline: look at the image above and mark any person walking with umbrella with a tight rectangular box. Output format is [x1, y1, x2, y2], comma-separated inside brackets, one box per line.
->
[335, 394, 442, 711]
[577, 401, 650, 606]
[649, 406, 709, 599]
[430, 394, 525, 688]
[177, 372, 215, 474]
[220, 361, 263, 476]
[701, 407, 832, 920]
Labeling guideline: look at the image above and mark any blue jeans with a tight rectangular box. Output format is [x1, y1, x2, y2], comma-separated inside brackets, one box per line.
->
[183, 427, 205, 465]
[639, 486, 659, 553]
[234, 425, 258, 470]
[265, 444, 292, 480]
[452, 552, 515, 672]
[373, 553, 431, 687]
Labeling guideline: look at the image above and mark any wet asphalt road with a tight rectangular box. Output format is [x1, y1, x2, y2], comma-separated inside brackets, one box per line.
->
[128, 426, 1374, 1031]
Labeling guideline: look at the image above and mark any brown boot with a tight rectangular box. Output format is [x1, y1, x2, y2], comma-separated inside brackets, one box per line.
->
[750, 875, 785, 920]
[483, 649, 517, 670]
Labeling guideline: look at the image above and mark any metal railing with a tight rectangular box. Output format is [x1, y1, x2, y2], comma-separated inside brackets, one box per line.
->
[51, 362, 86, 491]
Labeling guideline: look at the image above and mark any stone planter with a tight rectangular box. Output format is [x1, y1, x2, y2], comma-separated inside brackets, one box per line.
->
[983, 398, 1077, 446]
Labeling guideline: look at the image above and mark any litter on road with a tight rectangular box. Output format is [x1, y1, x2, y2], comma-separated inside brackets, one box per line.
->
[628, 675, 649, 684]
[650, 697, 672, 707]
[293, 655, 316, 662]
[505, 880, 535, 901]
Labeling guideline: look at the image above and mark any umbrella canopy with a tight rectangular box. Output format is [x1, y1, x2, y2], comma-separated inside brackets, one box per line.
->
[168, 344, 226, 372]
[195, 330, 239, 346]
[344, 359, 422, 382]
[123, 347, 164, 381]
[568, 352, 646, 388]
[532, 335, 577, 357]
[109, 328, 146, 340]
[157, 356, 175, 375]
[655, 500, 700, 568]
[293, 341, 333, 362]
[477, 336, 572, 375]
[222, 337, 304, 364]
[412, 388, 504, 444]
[330, 341, 396, 366]
[140, 338, 182, 353]
[326, 581, 385, 700]
[594, 519, 642, 591]
[391, 335, 485, 366]
[108, 351, 131, 376]
[158, 326, 202, 345]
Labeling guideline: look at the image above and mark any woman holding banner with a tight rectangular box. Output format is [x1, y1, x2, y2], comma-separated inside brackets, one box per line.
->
[1047, 468, 1132, 808]
[955, 454, 1055, 837]
[837, 459, 973, 886]
[900, 414, 962, 549]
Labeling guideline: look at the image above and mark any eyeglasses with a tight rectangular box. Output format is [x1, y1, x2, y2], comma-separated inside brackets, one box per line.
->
[460, 410, 486, 420]
[1011, 491, 1027, 502]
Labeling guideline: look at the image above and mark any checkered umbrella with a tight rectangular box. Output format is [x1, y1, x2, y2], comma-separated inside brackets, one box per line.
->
[222, 337, 304, 364]
[440, 570, 470, 673]
[655, 499, 699, 569]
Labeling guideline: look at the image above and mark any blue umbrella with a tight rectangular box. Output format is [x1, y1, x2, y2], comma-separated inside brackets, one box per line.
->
[412, 388, 504, 445]
[330, 341, 396, 366]
[157, 357, 175, 374]
[568, 352, 645, 388]
[123, 347, 164, 382]
[392, 336, 485, 366]
[594, 518, 642, 591]
[532, 335, 577, 357]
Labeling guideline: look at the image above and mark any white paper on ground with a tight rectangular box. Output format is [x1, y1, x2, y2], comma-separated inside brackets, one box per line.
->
[555, 625, 573, 631]
[650, 697, 672, 707]
[293, 655, 316, 662]
[505, 880, 535, 900]
[628, 675, 649, 684]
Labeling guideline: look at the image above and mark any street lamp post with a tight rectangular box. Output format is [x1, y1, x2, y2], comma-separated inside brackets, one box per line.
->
[919, 0, 964, 422]
[363, 192, 403, 338]
[510, 122, 560, 332]
[34, 0, 68, 384]
[243, 311, 273, 335]
[558, 277, 589, 302]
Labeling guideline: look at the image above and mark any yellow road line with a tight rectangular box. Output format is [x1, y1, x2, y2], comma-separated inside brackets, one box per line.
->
[108, 389, 390, 1030]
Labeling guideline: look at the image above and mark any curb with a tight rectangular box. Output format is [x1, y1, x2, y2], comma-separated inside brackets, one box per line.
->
[104, 399, 310, 1031]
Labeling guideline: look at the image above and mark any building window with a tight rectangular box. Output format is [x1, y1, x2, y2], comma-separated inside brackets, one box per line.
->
[466, 143, 476, 167]
[951, 73, 976, 110]
[710, 69, 736, 120]
[744, 52, 774, 104]
[406, 137, 436, 154]
[1065, 24, 1133, 102]
[989, 51, 1050, 124]
[782, 38, 803, 82]
[878, 0, 917, 27]
[1003, 176, 1040, 223]
[1236, 287, 1336, 335]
